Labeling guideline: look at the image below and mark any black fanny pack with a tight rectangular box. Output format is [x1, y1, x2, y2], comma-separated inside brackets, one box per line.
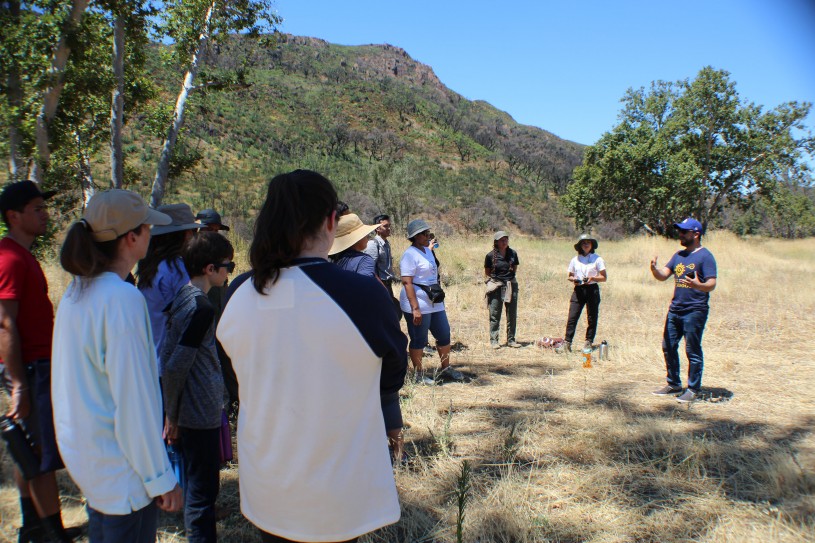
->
[417, 283, 445, 304]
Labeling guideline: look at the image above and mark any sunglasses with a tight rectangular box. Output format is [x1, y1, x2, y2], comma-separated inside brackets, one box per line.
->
[213, 261, 236, 273]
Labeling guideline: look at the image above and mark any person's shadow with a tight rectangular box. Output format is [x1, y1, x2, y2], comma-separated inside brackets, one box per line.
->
[697, 387, 734, 403]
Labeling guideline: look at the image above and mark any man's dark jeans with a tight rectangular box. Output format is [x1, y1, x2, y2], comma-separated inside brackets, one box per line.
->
[88, 501, 158, 543]
[662, 308, 708, 391]
[179, 427, 221, 543]
[564, 284, 600, 343]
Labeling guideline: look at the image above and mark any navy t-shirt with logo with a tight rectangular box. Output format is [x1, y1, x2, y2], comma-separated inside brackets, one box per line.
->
[666, 247, 717, 312]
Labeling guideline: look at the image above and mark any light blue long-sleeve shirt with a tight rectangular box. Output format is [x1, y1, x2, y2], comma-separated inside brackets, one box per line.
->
[52, 272, 177, 515]
[139, 257, 189, 374]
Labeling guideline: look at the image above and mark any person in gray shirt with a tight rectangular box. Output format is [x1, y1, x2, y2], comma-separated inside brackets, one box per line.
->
[365, 215, 401, 317]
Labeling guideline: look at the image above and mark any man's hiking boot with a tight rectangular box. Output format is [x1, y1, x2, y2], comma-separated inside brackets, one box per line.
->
[554, 341, 571, 354]
[676, 389, 698, 403]
[652, 384, 683, 396]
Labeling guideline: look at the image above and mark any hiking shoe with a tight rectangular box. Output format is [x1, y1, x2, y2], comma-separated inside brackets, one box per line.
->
[554, 341, 571, 354]
[414, 371, 434, 385]
[676, 389, 698, 403]
[652, 384, 683, 396]
[491, 342, 501, 350]
[583, 340, 593, 351]
[437, 366, 465, 382]
[507, 341, 522, 348]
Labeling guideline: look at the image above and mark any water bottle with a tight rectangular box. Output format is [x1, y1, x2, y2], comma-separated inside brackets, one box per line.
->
[166, 443, 186, 490]
[599, 341, 609, 360]
[0, 416, 41, 480]
[582, 348, 592, 368]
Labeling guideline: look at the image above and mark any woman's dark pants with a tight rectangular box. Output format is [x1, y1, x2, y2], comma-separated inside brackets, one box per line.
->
[564, 284, 600, 344]
[487, 281, 518, 344]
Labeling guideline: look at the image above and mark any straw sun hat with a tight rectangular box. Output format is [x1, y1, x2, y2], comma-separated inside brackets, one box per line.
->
[329, 213, 379, 255]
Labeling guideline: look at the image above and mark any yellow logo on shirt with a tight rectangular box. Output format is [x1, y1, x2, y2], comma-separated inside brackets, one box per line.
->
[673, 263, 696, 288]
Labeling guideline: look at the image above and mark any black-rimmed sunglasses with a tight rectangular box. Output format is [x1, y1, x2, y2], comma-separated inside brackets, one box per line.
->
[213, 262, 236, 273]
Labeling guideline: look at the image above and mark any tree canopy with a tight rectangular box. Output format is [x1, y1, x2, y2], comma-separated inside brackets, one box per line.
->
[562, 67, 814, 236]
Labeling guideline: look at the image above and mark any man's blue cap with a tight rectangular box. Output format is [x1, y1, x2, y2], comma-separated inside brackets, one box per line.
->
[673, 217, 703, 233]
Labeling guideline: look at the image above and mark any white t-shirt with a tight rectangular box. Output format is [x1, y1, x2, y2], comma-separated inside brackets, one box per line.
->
[217, 264, 401, 541]
[52, 273, 177, 515]
[399, 246, 445, 314]
[567, 253, 606, 282]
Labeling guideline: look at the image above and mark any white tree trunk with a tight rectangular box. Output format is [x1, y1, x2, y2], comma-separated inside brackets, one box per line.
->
[110, 13, 125, 189]
[31, 0, 90, 185]
[6, 0, 25, 180]
[149, 0, 216, 208]
[75, 131, 95, 208]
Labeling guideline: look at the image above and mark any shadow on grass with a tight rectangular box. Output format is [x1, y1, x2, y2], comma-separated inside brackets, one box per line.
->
[396, 381, 814, 540]
[585, 386, 815, 526]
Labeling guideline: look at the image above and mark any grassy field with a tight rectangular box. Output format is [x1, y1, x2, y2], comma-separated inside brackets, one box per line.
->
[2, 231, 814, 542]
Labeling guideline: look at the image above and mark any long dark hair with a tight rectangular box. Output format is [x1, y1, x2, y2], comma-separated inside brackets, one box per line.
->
[60, 222, 145, 291]
[250, 170, 338, 293]
[136, 230, 188, 289]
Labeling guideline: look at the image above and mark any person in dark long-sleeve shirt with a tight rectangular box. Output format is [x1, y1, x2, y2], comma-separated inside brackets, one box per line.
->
[162, 232, 234, 543]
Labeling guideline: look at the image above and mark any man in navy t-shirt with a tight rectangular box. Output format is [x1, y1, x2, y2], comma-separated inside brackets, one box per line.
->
[649, 218, 717, 403]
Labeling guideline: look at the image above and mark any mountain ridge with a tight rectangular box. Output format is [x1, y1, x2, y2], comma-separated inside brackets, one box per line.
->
[130, 33, 586, 237]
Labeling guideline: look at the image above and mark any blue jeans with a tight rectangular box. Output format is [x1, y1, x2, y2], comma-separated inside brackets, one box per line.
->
[178, 427, 221, 543]
[88, 501, 158, 543]
[662, 309, 708, 391]
[404, 310, 451, 350]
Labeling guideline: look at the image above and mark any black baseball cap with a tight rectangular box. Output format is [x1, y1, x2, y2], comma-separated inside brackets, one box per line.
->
[195, 208, 230, 231]
[0, 181, 57, 213]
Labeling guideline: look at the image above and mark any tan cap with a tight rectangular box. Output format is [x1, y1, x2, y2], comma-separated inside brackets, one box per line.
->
[84, 189, 171, 242]
[329, 213, 379, 255]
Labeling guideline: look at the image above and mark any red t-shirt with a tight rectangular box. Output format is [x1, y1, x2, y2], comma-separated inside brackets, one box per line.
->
[0, 237, 54, 363]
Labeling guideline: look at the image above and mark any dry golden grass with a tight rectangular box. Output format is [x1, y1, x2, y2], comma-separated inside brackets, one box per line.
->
[2, 232, 814, 542]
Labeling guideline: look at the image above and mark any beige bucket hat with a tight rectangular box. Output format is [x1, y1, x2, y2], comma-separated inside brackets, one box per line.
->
[329, 213, 379, 255]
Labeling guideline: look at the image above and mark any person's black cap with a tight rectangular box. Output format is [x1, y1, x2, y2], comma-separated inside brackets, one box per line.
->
[195, 208, 230, 231]
[0, 181, 56, 213]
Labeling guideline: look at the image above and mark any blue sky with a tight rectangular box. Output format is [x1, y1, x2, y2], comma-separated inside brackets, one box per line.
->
[277, 0, 815, 147]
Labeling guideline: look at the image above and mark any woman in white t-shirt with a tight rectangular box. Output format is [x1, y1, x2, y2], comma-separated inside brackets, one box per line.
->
[399, 219, 464, 384]
[556, 234, 607, 353]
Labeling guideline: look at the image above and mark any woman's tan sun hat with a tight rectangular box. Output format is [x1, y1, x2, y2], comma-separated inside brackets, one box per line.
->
[329, 213, 379, 255]
[574, 233, 598, 253]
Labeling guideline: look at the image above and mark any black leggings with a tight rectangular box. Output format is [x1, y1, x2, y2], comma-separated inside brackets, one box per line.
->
[564, 284, 600, 343]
